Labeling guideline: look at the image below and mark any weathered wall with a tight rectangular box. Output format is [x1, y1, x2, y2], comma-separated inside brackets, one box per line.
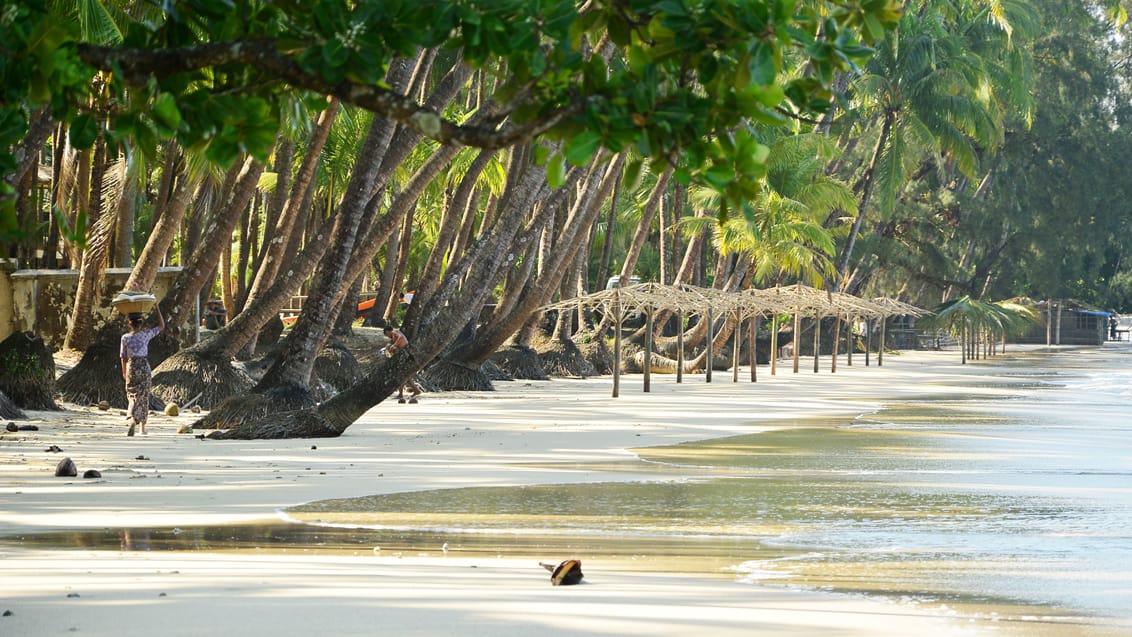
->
[0, 260, 16, 341]
[1, 266, 183, 350]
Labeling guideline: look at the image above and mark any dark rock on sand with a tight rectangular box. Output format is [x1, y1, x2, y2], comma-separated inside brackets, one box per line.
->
[5, 422, 17, 432]
[82, 469, 102, 479]
[54, 457, 78, 477]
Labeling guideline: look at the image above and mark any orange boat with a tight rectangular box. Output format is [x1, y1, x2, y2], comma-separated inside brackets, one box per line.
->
[280, 297, 376, 327]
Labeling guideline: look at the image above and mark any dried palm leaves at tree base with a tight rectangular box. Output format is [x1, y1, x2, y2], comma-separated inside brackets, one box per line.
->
[193, 382, 317, 431]
[313, 342, 362, 393]
[480, 359, 512, 382]
[1, 332, 60, 410]
[489, 345, 549, 381]
[0, 390, 25, 420]
[208, 406, 341, 440]
[531, 333, 597, 378]
[151, 348, 254, 411]
[57, 324, 126, 408]
[571, 330, 615, 375]
[420, 359, 496, 391]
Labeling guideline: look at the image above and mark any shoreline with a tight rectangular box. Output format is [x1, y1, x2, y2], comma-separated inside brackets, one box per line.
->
[3, 347, 1129, 636]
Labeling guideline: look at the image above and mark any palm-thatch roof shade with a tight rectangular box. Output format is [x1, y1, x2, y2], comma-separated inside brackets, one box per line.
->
[865, 296, 930, 366]
[541, 282, 715, 396]
[541, 282, 924, 395]
[763, 284, 833, 373]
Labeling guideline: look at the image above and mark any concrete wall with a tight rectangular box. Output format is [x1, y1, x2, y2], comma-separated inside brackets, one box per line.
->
[1, 266, 182, 350]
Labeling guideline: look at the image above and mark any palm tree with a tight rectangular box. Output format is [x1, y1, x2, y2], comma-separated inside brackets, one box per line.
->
[922, 295, 1038, 363]
[834, 1, 1037, 289]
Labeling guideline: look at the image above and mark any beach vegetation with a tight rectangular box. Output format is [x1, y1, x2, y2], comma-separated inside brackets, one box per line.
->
[4, 0, 1132, 437]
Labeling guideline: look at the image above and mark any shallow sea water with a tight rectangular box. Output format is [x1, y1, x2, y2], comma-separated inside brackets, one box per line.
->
[287, 345, 1132, 628]
[9, 345, 1131, 632]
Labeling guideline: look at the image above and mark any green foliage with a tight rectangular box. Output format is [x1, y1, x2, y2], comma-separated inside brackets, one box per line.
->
[0, 349, 49, 380]
[2, 0, 904, 247]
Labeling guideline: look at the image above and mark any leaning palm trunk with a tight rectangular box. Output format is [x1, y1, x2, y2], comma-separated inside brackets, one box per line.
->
[436, 153, 624, 388]
[212, 155, 551, 439]
[243, 99, 340, 312]
[62, 197, 115, 351]
[836, 109, 892, 284]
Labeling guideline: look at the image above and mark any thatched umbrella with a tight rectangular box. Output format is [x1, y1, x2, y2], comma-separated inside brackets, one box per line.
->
[828, 292, 887, 372]
[542, 283, 695, 396]
[764, 284, 835, 374]
[543, 282, 924, 395]
[868, 296, 929, 366]
[730, 288, 787, 382]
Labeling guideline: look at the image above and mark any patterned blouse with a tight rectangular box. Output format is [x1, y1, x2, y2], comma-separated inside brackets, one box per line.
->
[120, 327, 161, 360]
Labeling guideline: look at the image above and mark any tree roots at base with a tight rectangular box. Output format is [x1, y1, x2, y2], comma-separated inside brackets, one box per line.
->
[421, 359, 496, 391]
[489, 345, 548, 380]
[0, 390, 25, 420]
[208, 407, 341, 440]
[193, 383, 317, 431]
[152, 349, 254, 411]
[531, 335, 597, 377]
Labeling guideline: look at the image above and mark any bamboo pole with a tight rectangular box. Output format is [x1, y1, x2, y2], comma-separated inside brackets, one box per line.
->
[878, 314, 886, 366]
[732, 312, 741, 383]
[643, 306, 652, 393]
[612, 298, 622, 397]
[792, 311, 800, 373]
[705, 307, 714, 383]
[676, 310, 684, 384]
[812, 315, 821, 373]
[749, 315, 758, 383]
[831, 315, 841, 373]
[770, 315, 778, 376]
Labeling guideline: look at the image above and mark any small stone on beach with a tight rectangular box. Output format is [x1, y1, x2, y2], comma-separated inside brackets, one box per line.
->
[82, 469, 101, 479]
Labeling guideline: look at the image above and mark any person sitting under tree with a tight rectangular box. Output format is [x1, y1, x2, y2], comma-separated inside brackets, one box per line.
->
[382, 324, 423, 403]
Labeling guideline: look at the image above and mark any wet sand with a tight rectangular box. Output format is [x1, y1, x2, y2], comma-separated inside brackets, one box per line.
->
[2, 347, 1129, 636]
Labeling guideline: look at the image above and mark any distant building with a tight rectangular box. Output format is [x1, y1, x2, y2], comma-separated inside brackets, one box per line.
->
[1015, 302, 1111, 346]
[605, 275, 640, 290]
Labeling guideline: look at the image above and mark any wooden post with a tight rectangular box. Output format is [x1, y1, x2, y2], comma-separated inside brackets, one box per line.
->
[705, 308, 714, 383]
[643, 306, 652, 393]
[750, 315, 758, 383]
[792, 311, 800, 373]
[613, 301, 622, 397]
[812, 315, 821, 373]
[732, 313, 741, 383]
[878, 314, 886, 366]
[770, 315, 778, 376]
[831, 315, 841, 373]
[676, 310, 684, 384]
[865, 318, 872, 367]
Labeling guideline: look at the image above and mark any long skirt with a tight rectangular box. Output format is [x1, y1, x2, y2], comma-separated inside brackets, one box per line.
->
[125, 357, 152, 424]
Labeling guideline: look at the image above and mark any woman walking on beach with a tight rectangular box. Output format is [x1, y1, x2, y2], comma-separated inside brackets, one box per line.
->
[120, 307, 165, 436]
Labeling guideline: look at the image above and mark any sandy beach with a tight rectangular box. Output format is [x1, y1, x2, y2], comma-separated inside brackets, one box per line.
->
[2, 348, 1127, 636]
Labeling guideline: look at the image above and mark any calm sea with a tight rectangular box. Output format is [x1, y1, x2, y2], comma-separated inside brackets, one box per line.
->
[290, 344, 1132, 625]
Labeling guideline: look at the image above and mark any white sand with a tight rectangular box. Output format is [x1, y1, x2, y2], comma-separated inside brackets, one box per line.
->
[1, 349, 1123, 636]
